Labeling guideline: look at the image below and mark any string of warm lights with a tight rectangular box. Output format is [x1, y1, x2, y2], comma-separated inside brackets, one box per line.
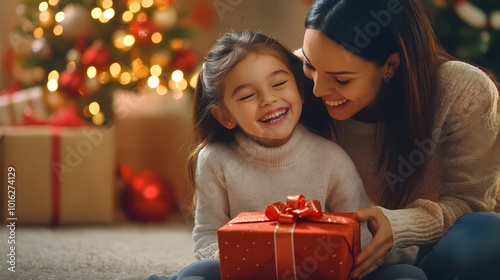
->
[16, 0, 199, 125]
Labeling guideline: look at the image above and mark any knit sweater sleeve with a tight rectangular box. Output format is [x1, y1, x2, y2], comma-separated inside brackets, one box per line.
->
[192, 145, 231, 259]
[381, 61, 500, 249]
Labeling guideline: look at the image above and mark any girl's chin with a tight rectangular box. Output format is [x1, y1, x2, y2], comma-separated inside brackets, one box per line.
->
[247, 131, 293, 147]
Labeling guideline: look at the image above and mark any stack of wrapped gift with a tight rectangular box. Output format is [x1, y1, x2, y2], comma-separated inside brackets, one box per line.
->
[0, 86, 115, 225]
[218, 195, 360, 280]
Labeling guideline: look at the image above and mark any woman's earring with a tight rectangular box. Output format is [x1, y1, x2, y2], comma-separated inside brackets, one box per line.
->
[383, 72, 392, 84]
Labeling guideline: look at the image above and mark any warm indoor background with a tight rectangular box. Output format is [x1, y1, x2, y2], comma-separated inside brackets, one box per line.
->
[0, 0, 499, 279]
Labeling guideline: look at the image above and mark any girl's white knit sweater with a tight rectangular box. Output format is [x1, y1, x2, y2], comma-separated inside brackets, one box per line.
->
[192, 124, 371, 259]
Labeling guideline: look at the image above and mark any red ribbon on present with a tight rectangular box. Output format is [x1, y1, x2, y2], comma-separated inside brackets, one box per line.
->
[51, 126, 61, 226]
[261, 195, 357, 280]
[265, 195, 324, 279]
[26, 105, 84, 225]
[23, 104, 84, 225]
[265, 194, 323, 223]
[23, 105, 84, 127]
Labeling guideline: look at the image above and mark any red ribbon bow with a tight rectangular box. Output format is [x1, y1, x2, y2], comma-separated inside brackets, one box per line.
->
[265, 194, 323, 223]
[23, 105, 84, 127]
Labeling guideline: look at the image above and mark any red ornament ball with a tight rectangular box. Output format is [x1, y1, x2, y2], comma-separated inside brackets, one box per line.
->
[82, 42, 112, 70]
[59, 70, 86, 97]
[128, 13, 159, 46]
[120, 166, 174, 222]
[171, 48, 198, 73]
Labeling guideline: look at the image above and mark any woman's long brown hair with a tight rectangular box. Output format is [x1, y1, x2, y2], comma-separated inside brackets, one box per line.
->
[305, 0, 458, 209]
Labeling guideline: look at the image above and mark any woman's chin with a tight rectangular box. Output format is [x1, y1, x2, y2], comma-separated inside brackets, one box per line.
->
[327, 110, 352, 121]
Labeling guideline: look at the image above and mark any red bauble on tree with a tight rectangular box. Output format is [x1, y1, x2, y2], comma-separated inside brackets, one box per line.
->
[171, 48, 198, 73]
[129, 13, 159, 46]
[119, 164, 174, 222]
[59, 69, 86, 97]
[82, 41, 113, 71]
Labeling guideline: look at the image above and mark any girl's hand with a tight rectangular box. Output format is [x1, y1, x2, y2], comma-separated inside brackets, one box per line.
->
[350, 207, 393, 280]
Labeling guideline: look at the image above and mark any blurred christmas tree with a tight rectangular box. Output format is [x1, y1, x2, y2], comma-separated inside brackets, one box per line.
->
[6, 0, 201, 125]
[422, 0, 500, 77]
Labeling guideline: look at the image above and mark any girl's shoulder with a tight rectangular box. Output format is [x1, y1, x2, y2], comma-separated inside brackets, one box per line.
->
[198, 142, 234, 164]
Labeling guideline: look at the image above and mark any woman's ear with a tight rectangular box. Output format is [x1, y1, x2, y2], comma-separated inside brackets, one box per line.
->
[386, 52, 401, 73]
[210, 106, 236, 129]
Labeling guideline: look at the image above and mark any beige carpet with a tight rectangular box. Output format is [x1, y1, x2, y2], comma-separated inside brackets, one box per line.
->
[0, 216, 196, 280]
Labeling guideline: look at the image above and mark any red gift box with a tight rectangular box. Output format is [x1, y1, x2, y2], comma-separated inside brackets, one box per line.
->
[217, 195, 360, 280]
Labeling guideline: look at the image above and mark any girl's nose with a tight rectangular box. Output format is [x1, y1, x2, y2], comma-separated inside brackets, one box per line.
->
[260, 91, 278, 106]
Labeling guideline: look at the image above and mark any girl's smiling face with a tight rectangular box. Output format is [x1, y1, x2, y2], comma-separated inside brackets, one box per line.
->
[302, 29, 389, 120]
[211, 51, 303, 147]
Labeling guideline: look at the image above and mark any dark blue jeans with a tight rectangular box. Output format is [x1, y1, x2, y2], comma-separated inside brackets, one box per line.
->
[148, 212, 500, 280]
[147, 258, 220, 280]
[417, 212, 500, 280]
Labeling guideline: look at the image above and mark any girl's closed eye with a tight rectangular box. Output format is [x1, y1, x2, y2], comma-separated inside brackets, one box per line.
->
[273, 80, 288, 88]
[237, 93, 255, 101]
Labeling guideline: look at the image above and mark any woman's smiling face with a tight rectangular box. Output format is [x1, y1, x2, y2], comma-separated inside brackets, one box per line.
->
[302, 29, 387, 120]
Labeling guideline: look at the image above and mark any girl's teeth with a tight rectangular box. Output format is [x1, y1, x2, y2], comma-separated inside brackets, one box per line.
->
[325, 99, 348, 107]
[261, 109, 287, 122]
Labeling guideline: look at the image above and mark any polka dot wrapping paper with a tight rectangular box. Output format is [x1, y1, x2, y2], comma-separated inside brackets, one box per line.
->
[217, 212, 360, 280]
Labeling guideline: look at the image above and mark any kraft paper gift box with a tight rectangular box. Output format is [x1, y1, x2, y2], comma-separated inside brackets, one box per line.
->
[0, 125, 115, 225]
[217, 195, 361, 280]
[0, 86, 48, 125]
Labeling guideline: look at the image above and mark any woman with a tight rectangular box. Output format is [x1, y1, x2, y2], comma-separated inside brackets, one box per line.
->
[300, 0, 500, 279]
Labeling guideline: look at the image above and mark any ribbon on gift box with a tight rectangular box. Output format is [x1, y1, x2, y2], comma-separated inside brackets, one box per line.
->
[23, 105, 84, 225]
[23, 105, 84, 127]
[23, 105, 85, 225]
[265, 194, 323, 223]
[51, 126, 62, 226]
[228, 195, 358, 280]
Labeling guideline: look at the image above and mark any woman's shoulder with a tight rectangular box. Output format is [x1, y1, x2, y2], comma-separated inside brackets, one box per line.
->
[438, 60, 498, 104]
[439, 60, 496, 90]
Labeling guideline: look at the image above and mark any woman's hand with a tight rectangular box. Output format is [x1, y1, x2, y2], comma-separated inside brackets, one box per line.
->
[350, 207, 394, 280]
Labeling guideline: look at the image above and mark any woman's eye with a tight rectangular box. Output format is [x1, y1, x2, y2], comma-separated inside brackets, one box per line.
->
[238, 93, 255, 101]
[273, 80, 288, 88]
[303, 62, 315, 70]
[336, 79, 350, 85]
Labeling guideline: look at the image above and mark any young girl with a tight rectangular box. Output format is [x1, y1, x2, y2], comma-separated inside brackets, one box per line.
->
[149, 29, 372, 280]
